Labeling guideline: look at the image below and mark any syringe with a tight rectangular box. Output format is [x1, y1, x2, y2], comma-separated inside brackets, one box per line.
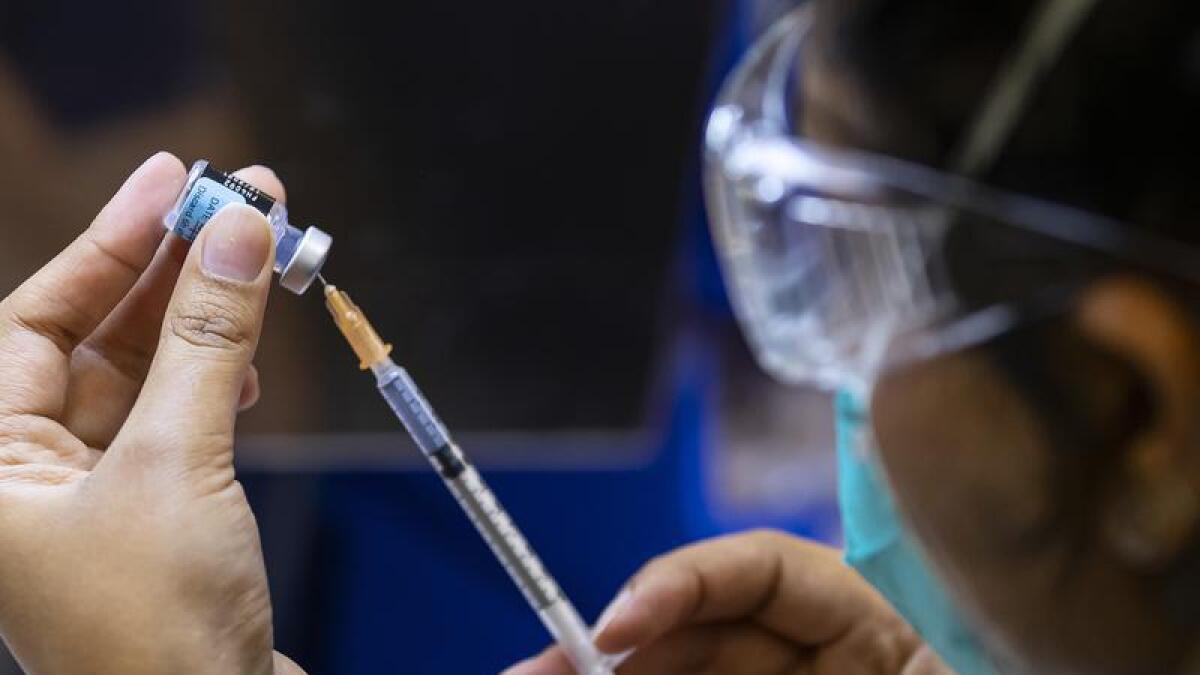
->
[321, 282, 615, 675]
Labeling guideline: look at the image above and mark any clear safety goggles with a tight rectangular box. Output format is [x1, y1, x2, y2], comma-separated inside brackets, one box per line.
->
[703, 4, 1200, 393]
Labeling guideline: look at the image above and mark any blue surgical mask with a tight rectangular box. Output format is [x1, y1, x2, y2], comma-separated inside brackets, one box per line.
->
[836, 390, 1002, 675]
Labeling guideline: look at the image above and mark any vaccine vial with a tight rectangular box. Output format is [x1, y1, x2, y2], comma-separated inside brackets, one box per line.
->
[163, 160, 332, 294]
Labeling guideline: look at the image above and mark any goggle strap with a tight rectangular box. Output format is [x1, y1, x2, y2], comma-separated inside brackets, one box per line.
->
[950, 0, 1102, 177]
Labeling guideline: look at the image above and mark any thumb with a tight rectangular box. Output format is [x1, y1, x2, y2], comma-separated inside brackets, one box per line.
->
[273, 651, 308, 675]
[111, 204, 274, 479]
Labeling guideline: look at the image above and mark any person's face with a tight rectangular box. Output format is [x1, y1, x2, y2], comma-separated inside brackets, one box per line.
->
[797, 5, 1200, 672]
[869, 281, 1200, 675]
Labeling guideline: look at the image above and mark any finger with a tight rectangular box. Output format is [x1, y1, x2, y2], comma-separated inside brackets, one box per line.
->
[505, 624, 809, 675]
[0, 152, 185, 417]
[618, 623, 809, 675]
[60, 237, 188, 447]
[110, 203, 274, 480]
[232, 165, 287, 204]
[900, 646, 955, 675]
[63, 166, 284, 446]
[595, 530, 895, 655]
[238, 365, 261, 411]
[273, 651, 308, 675]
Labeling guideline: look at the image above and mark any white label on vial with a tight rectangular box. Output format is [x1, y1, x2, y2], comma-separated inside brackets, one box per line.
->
[174, 177, 249, 241]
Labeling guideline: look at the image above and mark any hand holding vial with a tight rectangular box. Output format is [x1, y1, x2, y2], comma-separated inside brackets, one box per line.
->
[0, 153, 305, 675]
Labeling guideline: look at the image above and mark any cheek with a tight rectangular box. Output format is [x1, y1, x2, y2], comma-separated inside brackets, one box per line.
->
[870, 355, 1185, 675]
[869, 355, 1064, 658]
[870, 355, 1052, 558]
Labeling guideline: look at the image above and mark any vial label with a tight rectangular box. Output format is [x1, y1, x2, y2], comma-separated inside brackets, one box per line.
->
[173, 166, 276, 241]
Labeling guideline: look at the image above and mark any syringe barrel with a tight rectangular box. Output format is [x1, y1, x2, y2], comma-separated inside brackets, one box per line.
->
[432, 441, 612, 674]
[372, 362, 563, 609]
[163, 160, 331, 294]
[373, 363, 452, 455]
[450, 460, 615, 675]
[442, 457, 562, 611]
[369, 360, 611, 674]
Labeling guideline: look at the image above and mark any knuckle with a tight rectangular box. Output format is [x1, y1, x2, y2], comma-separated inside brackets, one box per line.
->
[641, 551, 675, 576]
[727, 529, 789, 575]
[637, 552, 696, 593]
[169, 292, 256, 352]
[0, 414, 30, 445]
[743, 527, 790, 549]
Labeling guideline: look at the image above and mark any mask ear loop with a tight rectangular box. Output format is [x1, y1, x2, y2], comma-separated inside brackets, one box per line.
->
[949, 0, 1102, 177]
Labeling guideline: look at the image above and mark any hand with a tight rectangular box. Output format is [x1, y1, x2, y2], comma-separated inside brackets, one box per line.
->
[0, 153, 303, 674]
[507, 530, 953, 675]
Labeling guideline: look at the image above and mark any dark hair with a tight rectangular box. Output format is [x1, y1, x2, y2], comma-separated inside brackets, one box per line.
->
[815, 0, 1200, 241]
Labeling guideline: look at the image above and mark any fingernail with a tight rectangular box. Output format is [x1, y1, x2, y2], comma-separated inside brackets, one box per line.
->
[500, 659, 538, 675]
[244, 164, 280, 182]
[601, 650, 634, 671]
[593, 588, 632, 638]
[114, 152, 179, 204]
[201, 204, 271, 282]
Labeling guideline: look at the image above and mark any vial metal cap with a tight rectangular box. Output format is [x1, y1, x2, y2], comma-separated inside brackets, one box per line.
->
[280, 226, 332, 294]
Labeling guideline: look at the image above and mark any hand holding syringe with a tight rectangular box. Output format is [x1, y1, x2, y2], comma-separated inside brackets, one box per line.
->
[319, 277, 617, 675]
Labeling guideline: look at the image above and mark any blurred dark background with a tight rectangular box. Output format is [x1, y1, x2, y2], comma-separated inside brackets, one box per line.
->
[226, 0, 718, 433]
[4, 0, 715, 433]
[0, 0, 837, 672]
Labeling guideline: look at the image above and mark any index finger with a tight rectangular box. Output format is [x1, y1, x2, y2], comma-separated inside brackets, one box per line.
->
[62, 165, 285, 447]
[74, 164, 286, 389]
[0, 152, 185, 416]
[230, 165, 286, 205]
[595, 530, 895, 655]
